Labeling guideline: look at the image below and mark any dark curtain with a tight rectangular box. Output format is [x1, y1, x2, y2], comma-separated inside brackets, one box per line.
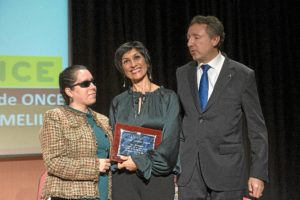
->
[71, 0, 300, 199]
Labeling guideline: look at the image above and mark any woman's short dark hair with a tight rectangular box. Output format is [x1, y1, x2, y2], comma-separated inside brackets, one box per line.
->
[190, 15, 225, 49]
[59, 65, 87, 105]
[114, 41, 152, 79]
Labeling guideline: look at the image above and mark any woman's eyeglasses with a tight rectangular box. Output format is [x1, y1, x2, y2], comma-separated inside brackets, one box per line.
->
[70, 79, 95, 88]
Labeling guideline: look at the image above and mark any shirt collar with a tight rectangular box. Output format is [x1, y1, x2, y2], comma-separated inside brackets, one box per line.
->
[65, 105, 92, 117]
[198, 51, 224, 70]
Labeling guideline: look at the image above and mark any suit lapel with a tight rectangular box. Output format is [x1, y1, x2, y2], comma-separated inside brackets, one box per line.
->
[205, 58, 235, 111]
[186, 62, 202, 114]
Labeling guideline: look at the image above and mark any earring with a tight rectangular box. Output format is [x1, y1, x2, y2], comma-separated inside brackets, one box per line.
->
[123, 77, 126, 88]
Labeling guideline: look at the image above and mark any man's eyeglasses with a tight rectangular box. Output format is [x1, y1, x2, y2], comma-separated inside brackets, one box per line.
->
[70, 79, 95, 88]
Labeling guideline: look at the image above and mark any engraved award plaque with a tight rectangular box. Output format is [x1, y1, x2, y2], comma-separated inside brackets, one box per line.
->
[110, 123, 162, 162]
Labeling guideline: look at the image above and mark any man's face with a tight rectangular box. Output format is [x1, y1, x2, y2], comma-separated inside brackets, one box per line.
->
[187, 23, 220, 63]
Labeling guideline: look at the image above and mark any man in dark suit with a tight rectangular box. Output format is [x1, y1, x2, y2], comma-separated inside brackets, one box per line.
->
[176, 15, 268, 200]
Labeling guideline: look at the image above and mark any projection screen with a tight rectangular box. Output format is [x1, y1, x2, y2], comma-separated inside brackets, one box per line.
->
[0, 0, 69, 157]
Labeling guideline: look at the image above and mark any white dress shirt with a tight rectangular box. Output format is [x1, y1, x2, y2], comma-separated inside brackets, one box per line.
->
[197, 52, 225, 100]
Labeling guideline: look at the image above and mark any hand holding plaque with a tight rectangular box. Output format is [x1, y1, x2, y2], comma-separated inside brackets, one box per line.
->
[110, 123, 162, 162]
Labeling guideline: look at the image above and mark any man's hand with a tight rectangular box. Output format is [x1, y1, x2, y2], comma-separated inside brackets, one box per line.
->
[248, 177, 264, 199]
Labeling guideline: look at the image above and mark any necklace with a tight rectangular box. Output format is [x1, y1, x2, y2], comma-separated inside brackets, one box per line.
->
[132, 82, 152, 94]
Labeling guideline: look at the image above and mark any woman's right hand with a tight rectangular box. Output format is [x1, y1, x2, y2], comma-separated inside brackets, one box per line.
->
[98, 158, 111, 173]
[117, 155, 137, 171]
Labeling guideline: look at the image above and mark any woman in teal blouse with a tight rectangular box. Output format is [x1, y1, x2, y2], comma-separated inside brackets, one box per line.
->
[109, 41, 181, 200]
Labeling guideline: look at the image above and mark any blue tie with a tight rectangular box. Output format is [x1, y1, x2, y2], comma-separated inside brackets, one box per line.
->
[199, 64, 210, 111]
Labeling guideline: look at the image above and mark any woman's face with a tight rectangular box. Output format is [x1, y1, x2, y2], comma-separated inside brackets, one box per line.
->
[66, 69, 97, 110]
[121, 48, 148, 83]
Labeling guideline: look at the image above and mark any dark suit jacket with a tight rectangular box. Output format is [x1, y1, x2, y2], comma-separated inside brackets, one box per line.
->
[176, 57, 268, 191]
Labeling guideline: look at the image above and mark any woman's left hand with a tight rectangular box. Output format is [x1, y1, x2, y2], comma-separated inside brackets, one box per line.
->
[98, 158, 111, 173]
[117, 155, 137, 171]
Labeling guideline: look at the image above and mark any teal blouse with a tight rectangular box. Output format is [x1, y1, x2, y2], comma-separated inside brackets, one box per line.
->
[68, 106, 109, 200]
[109, 87, 181, 180]
[86, 112, 109, 200]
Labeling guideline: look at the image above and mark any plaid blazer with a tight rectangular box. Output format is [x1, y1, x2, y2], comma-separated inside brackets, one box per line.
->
[40, 106, 113, 200]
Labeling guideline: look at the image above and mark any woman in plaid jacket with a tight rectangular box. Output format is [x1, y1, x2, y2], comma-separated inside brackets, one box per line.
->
[40, 65, 113, 200]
